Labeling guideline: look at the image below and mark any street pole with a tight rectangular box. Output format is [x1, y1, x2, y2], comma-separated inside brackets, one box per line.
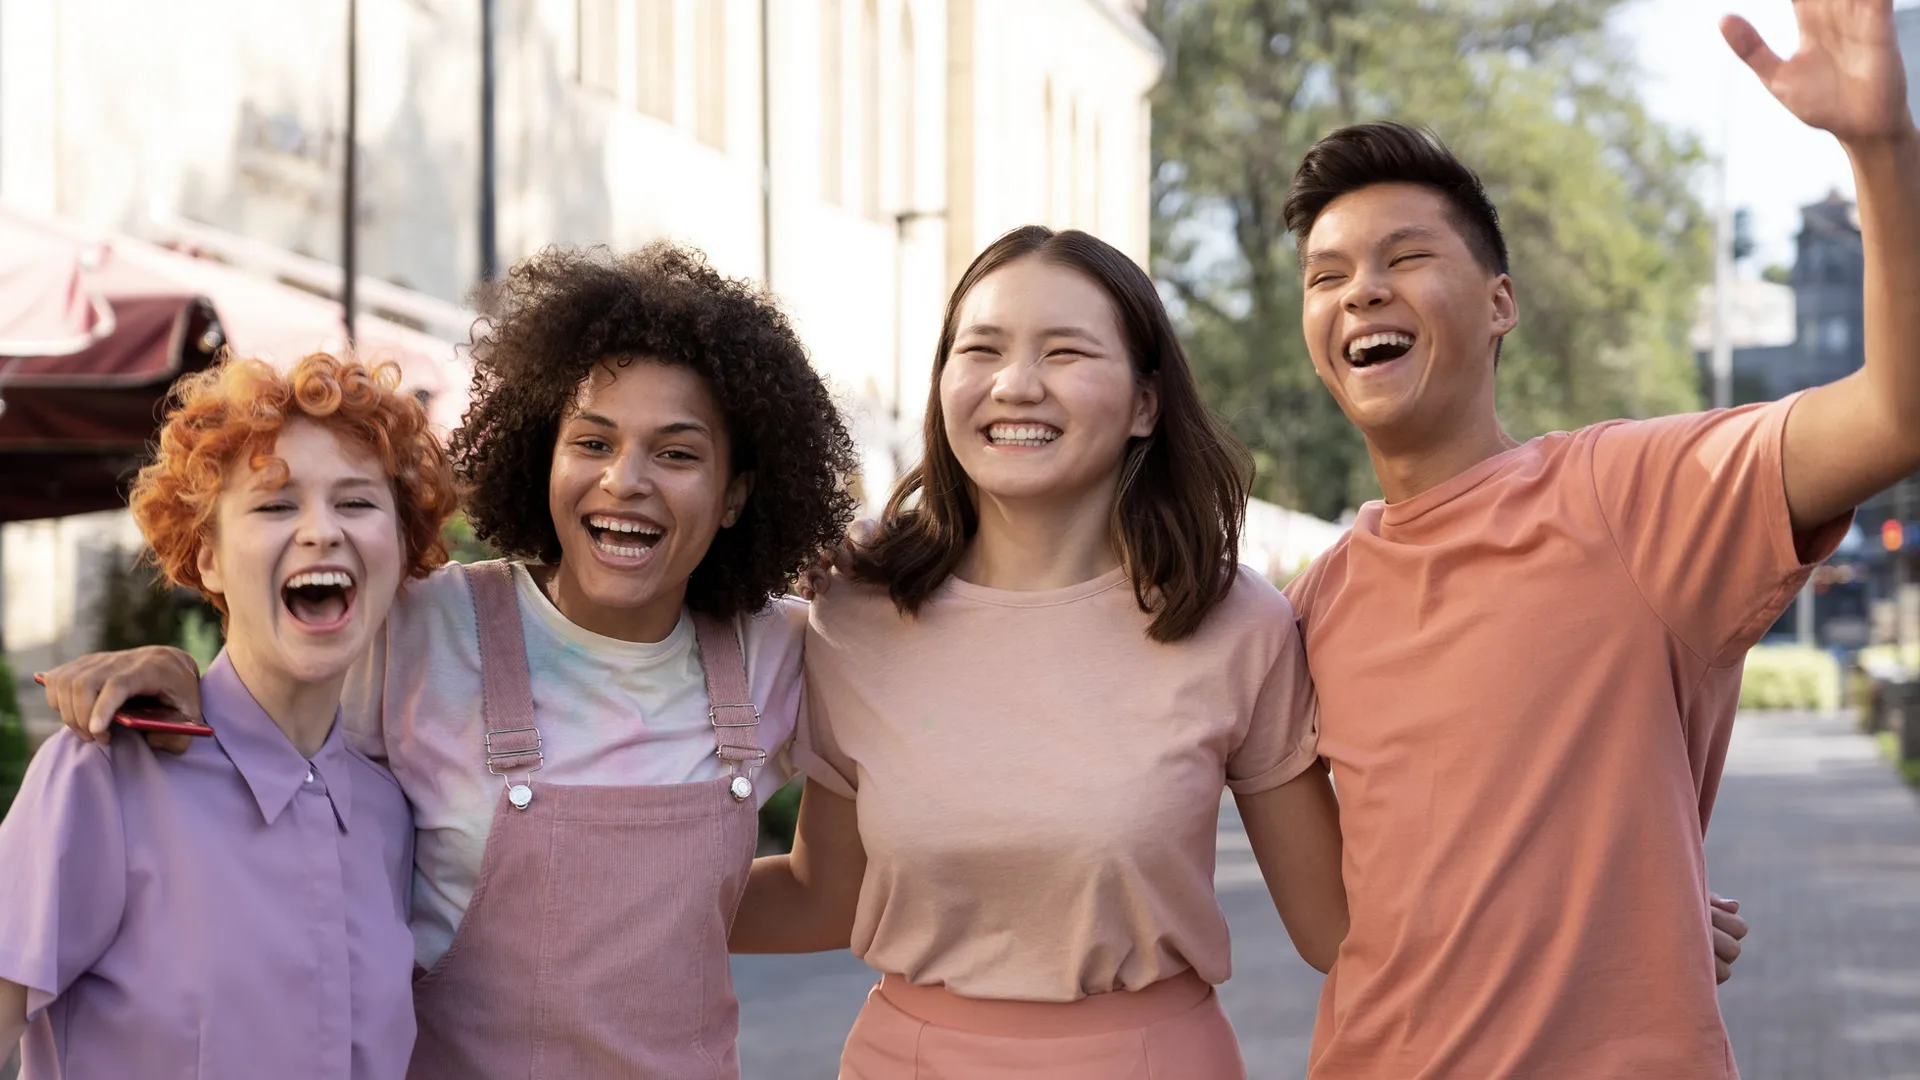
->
[759, 0, 774, 289]
[479, 0, 498, 282]
[341, 0, 359, 345]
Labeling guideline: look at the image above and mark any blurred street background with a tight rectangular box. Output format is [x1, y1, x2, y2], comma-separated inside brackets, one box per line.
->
[3, 1, 1920, 1076]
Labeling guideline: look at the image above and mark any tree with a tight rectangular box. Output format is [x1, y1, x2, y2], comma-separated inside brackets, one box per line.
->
[1147, 0, 1711, 519]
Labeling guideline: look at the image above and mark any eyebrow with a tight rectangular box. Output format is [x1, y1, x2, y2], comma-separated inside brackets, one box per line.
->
[1301, 224, 1446, 269]
[569, 412, 713, 438]
[957, 324, 1105, 344]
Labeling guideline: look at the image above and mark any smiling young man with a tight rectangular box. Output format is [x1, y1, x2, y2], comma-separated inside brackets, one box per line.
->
[1280, 2, 1920, 1077]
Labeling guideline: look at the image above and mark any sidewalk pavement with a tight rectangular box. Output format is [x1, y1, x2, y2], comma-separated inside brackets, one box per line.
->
[1709, 710, 1920, 1080]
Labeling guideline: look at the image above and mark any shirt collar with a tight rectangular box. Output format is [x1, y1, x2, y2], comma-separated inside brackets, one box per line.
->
[202, 652, 354, 830]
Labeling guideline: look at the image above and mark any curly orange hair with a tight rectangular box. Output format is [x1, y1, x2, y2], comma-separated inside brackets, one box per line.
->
[130, 352, 459, 611]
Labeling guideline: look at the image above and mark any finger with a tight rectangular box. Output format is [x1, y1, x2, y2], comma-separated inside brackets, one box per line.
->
[1711, 924, 1744, 965]
[1717, 957, 1733, 984]
[1711, 906, 1749, 943]
[55, 676, 98, 744]
[1709, 894, 1739, 914]
[1720, 15, 1784, 86]
[86, 676, 131, 740]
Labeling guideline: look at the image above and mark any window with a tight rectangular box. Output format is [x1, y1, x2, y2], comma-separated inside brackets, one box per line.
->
[694, 0, 726, 147]
[821, 0, 844, 204]
[859, 0, 881, 219]
[637, 0, 675, 120]
[579, 0, 621, 94]
[897, 9, 915, 211]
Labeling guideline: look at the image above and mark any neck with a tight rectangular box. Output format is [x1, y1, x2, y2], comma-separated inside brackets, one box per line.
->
[956, 482, 1122, 591]
[225, 649, 342, 759]
[1366, 393, 1518, 504]
[538, 562, 684, 643]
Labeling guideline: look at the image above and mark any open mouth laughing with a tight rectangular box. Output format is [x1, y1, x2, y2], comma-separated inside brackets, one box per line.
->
[585, 514, 664, 560]
[282, 568, 357, 631]
[1345, 331, 1415, 369]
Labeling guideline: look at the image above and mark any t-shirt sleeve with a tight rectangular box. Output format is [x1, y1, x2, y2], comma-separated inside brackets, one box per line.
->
[1590, 394, 1852, 666]
[1226, 610, 1320, 795]
[791, 668, 858, 799]
[0, 733, 129, 1017]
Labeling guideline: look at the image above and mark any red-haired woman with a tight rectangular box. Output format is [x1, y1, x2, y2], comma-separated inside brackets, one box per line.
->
[0, 354, 459, 1079]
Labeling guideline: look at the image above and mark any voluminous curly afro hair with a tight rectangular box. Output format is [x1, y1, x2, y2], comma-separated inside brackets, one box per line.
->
[450, 242, 858, 618]
[131, 352, 459, 613]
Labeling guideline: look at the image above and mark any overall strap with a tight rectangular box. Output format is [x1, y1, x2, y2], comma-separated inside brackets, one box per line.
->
[461, 561, 543, 805]
[691, 612, 765, 802]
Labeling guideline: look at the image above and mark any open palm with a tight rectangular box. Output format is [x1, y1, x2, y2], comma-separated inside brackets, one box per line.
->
[1722, 0, 1914, 143]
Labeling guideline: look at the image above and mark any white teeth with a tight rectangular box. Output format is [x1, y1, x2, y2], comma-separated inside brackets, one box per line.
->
[986, 424, 1061, 446]
[587, 515, 663, 537]
[285, 570, 353, 590]
[1347, 331, 1414, 362]
[594, 535, 652, 559]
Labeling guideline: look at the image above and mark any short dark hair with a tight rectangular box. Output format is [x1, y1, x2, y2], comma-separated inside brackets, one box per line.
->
[450, 243, 859, 619]
[1284, 122, 1509, 276]
[851, 226, 1254, 644]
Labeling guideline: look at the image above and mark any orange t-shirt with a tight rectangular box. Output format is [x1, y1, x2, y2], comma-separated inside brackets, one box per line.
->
[1285, 396, 1847, 1079]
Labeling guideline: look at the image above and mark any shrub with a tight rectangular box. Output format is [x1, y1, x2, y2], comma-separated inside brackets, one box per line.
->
[0, 655, 28, 823]
[758, 778, 803, 854]
[1739, 645, 1841, 711]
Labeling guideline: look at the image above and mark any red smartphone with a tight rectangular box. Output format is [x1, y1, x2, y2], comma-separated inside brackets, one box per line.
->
[31, 675, 215, 737]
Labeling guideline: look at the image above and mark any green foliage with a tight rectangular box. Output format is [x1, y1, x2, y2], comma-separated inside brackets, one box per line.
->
[0, 655, 29, 823]
[1146, 0, 1710, 519]
[1739, 646, 1841, 711]
[94, 547, 187, 653]
[443, 514, 501, 565]
[758, 777, 803, 854]
[1760, 264, 1793, 286]
[1876, 731, 1920, 787]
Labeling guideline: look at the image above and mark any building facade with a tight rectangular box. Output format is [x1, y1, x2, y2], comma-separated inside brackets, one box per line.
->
[0, 0, 1165, 693]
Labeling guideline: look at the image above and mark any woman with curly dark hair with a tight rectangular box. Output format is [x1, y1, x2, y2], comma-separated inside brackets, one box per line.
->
[38, 242, 858, 1078]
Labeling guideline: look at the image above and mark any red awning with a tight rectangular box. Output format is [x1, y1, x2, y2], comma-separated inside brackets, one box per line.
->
[0, 207, 472, 523]
[0, 208, 223, 522]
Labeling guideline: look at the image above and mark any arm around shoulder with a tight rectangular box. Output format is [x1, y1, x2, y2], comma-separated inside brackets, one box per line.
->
[729, 779, 866, 953]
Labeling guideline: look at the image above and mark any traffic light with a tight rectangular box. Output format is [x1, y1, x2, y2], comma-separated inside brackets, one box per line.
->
[1884, 519, 1905, 552]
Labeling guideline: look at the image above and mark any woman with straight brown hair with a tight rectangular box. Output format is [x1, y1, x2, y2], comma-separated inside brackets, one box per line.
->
[729, 225, 1346, 1077]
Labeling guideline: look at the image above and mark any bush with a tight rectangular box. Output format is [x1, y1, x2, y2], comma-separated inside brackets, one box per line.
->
[1739, 645, 1842, 711]
[758, 777, 803, 854]
[0, 655, 29, 824]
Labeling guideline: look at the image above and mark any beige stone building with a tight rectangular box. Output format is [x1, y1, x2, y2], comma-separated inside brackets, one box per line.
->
[0, 0, 1162, 685]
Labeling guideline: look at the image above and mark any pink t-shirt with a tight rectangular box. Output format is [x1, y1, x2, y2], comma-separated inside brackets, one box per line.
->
[1286, 396, 1849, 1078]
[796, 564, 1318, 1003]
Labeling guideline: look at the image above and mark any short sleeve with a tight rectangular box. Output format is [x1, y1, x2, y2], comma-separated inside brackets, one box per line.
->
[791, 670, 858, 799]
[0, 733, 129, 1016]
[1590, 395, 1851, 665]
[1226, 610, 1320, 795]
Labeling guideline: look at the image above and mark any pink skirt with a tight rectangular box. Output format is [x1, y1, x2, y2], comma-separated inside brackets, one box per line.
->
[838, 969, 1247, 1079]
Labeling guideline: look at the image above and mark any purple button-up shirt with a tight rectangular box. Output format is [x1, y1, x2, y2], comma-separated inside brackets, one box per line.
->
[0, 652, 416, 1079]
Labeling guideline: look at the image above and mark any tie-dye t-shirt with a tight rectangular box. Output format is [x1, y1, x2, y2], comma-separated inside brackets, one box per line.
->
[339, 561, 805, 969]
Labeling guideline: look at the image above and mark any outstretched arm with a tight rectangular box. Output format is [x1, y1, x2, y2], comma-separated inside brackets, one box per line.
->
[1724, 1, 1920, 530]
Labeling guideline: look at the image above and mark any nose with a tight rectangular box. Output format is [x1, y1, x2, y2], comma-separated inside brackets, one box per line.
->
[988, 353, 1044, 404]
[1341, 268, 1392, 312]
[295, 501, 346, 550]
[599, 448, 658, 499]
